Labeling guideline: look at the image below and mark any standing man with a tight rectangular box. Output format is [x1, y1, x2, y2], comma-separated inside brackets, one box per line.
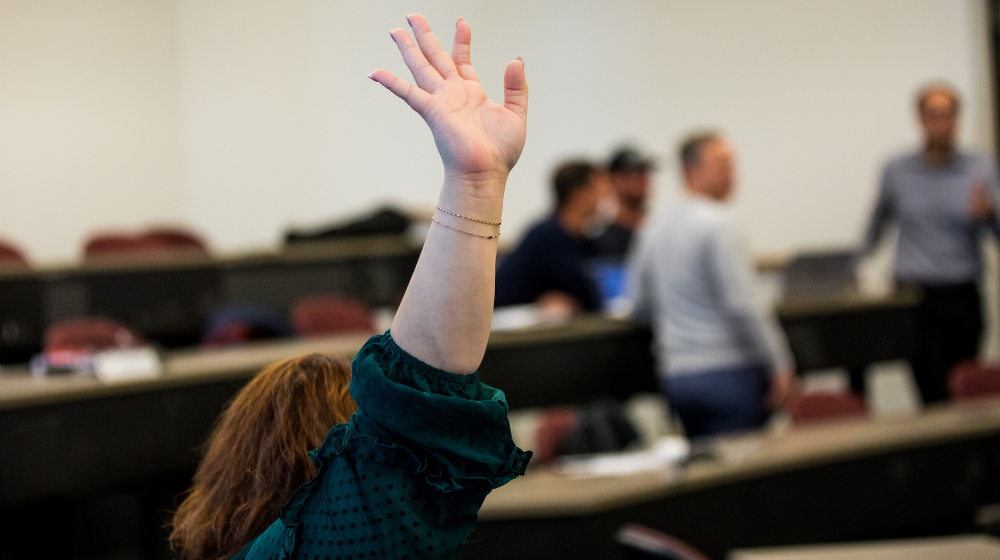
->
[861, 84, 1000, 403]
[629, 133, 795, 437]
[593, 147, 655, 261]
[495, 161, 605, 313]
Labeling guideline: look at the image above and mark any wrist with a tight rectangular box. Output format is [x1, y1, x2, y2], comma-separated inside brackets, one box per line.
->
[439, 170, 508, 224]
[443, 168, 508, 192]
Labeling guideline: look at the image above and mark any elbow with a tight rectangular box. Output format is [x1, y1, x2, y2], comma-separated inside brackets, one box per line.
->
[427, 337, 486, 376]
[441, 355, 484, 376]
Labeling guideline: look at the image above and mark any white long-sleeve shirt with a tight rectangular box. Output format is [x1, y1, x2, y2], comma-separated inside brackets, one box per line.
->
[628, 194, 794, 377]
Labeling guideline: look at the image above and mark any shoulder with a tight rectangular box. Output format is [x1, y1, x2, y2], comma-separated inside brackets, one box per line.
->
[958, 151, 998, 173]
[884, 151, 921, 174]
[521, 217, 563, 242]
[531, 216, 561, 233]
[506, 217, 559, 260]
[690, 198, 733, 230]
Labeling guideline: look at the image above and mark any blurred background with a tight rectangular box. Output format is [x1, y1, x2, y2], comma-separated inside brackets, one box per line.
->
[0, 0, 993, 260]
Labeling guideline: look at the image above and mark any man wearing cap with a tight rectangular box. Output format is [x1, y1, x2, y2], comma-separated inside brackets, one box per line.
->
[860, 84, 1000, 403]
[593, 147, 654, 261]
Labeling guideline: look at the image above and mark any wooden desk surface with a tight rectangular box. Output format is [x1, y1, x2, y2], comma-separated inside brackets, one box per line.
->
[479, 398, 1000, 520]
[0, 333, 373, 410]
[730, 535, 1000, 560]
[0, 316, 642, 410]
[774, 289, 921, 318]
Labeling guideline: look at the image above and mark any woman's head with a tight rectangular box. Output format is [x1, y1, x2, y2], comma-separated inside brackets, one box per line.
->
[170, 353, 357, 560]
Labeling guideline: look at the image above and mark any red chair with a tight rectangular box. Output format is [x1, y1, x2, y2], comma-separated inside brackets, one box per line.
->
[949, 360, 1000, 401]
[616, 524, 711, 560]
[141, 228, 209, 255]
[83, 234, 151, 261]
[201, 322, 254, 347]
[84, 227, 208, 263]
[789, 391, 867, 426]
[44, 317, 144, 352]
[535, 407, 579, 465]
[290, 295, 375, 336]
[0, 240, 29, 269]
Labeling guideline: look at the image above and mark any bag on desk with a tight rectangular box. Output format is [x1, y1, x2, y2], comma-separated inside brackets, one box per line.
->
[559, 400, 640, 456]
[285, 207, 411, 243]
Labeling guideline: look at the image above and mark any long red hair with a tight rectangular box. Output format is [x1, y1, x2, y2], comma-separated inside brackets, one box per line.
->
[170, 353, 357, 560]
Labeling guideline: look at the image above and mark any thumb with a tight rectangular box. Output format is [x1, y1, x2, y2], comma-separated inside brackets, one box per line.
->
[503, 57, 528, 121]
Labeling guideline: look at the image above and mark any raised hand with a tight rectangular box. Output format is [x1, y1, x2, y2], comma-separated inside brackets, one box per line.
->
[369, 15, 528, 191]
[375, 15, 527, 374]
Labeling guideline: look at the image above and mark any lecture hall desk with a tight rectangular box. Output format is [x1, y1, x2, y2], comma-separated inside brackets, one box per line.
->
[0, 293, 922, 558]
[0, 234, 423, 363]
[462, 398, 1000, 560]
[0, 317, 655, 508]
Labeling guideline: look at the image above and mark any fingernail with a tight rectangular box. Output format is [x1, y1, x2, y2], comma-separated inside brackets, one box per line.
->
[458, 16, 465, 25]
[367, 73, 375, 81]
[516, 55, 524, 63]
[405, 14, 413, 26]
[389, 29, 396, 40]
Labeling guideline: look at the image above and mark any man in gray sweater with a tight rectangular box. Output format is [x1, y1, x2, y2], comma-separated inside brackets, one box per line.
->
[628, 132, 795, 437]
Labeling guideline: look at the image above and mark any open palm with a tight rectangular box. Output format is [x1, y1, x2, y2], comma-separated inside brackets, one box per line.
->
[370, 15, 528, 186]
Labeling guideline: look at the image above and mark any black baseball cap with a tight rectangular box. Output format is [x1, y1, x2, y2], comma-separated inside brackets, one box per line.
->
[608, 147, 654, 173]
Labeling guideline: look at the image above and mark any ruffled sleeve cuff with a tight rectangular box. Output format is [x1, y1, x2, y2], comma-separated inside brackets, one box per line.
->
[327, 332, 530, 491]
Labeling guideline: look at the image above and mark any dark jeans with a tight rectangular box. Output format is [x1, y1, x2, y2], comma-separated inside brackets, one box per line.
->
[661, 364, 770, 438]
[912, 282, 983, 404]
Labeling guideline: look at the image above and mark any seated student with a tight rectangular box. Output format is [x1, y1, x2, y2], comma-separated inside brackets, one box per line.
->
[170, 15, 531, 560]
[592, 147, 654, 261]
[494, 161, 605, 312]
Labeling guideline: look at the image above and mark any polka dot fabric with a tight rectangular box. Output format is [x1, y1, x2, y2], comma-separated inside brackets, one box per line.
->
[232, 333, 531, 560]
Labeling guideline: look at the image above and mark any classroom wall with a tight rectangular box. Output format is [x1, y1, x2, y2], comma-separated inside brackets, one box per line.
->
[0, 0, 184, 262]
[0, 0, 994, 262]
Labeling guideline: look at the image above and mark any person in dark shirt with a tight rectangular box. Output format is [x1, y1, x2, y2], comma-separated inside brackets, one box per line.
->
[593, 147, 654, 260]
[495, 161, 604, 312]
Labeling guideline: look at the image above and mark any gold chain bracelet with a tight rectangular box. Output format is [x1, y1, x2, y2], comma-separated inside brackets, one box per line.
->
[431, 218, 500, 239]
[435, 205, 502, 226]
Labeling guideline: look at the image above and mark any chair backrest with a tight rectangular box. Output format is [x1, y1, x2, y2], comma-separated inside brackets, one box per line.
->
[84, 227, 208, 263]
[290, 295, 375, 336]
[202, 304, 292, 347]
[949, 360, 1000, 401]
[0, 240, 29, 269]
[44, 317, 143, 352]
[140, 228, 209, 254]
[616, 524, 711, 560]
[535, 407, 579, 465]
[83, 234, 153, 260]
[202, 322, 254, 347]
[789, 391, 867, 426]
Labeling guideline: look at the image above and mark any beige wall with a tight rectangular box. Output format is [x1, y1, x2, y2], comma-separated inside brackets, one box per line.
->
[0, 0, 994, 262]
[0, 0, 184, 262]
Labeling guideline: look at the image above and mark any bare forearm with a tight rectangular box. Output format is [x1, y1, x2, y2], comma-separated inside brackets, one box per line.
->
[372, 14, 526, 373]
[391, 176, 505, 374]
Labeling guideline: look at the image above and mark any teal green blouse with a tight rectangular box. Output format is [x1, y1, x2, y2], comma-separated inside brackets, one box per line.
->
[233, 333, 531, 560]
